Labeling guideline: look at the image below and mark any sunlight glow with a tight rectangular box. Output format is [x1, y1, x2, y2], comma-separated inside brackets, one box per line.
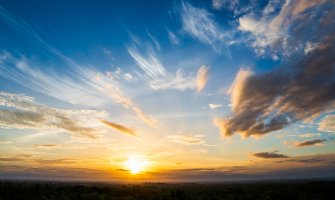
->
[124, 156, 148, 174]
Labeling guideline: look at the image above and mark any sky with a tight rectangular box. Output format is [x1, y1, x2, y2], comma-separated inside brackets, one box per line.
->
[0, 0, 334, 182]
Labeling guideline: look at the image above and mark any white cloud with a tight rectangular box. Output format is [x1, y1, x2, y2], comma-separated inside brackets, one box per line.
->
[319, 115, 335, 133]
[167, 133, 205, 145]
[208, 104, 223, 109]
[124, 73, 133, 82]
[304, 42, 318, 55]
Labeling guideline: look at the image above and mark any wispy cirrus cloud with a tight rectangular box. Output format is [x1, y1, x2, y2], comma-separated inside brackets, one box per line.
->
[0, 6, 156, 127]
[180, 2, 233, 56]
[0, 92, 107, 139]
[146, 30, 161, 51]
[166, 133, 205, 145]
[167, 30, 180, 45]
[127, 44, 209, 92]
[298, 133, 320, 138]
[100, 120, 136, 136]
[0, 52, 155, 127]
[212, 0, 254, 16]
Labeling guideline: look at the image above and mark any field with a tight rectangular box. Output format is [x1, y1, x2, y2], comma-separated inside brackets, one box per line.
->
[0, 180, 334, 200]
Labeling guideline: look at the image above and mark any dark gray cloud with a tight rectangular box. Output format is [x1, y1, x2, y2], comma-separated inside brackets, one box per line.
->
[253, 152, 288, 159]
[296, 139, 326, 147]
[215, 2, 335, 137]
[287, 158, 324, 163]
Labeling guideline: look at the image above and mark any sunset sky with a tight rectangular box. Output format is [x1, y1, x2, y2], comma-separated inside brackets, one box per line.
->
[0, 0, 334, 182]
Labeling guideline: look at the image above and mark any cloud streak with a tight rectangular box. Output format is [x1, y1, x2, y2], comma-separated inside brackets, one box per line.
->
[253, 152, 289, 159]
[167, 133, 205, 145]
[208, 104, 223, 109]
[100, 120, 136, 136]
[296, 139, 326, 147]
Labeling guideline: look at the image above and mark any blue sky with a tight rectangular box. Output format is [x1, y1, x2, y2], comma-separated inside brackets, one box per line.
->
[0, 0, 334, 182]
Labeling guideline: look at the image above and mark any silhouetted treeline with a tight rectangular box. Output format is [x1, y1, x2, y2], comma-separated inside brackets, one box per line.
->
[0, 180, 334, 200]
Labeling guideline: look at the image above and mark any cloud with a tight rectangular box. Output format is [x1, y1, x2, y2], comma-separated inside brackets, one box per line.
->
[105, 67, 135, 82]
[212, 0, 224, 10]
[128, 45, 208, 91]
[0, 92, 107, 139]
[304, 42, 318, 55]
[212, 0, 253, 16]
[253, 152, 288, 159]
[296, 139, 326, 147]
[100, 120, 136, 136]
[298, 133, 320, 138]
[33, 144, 63, 149]
[167, 30, 180, 45]
[215, 33, 335, 137]
[0, 50, 156, 127]
[237, 0, 329, 56]
[146, 30, 161, 51]
[0, 140, 11, 144]
[0, 154, 33, 162]
[227, 68, 253, 111]
[167, 134, 205, 145]
[319, 115, 335, 133]
[196, 65, 210, 92]
[292, 0, 326, 15]
[131, 106, 158, 127]
[208, 104, 223, 109]
[285, 158, 324, 163]
[0, 7, 154, 127]
[180, 2, 232, 55]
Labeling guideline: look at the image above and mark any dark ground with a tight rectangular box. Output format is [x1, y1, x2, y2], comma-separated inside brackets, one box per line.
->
[0, 180, 334, 200]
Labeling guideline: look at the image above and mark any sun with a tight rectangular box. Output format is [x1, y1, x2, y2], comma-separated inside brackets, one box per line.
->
[124, 156, 148, 174]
